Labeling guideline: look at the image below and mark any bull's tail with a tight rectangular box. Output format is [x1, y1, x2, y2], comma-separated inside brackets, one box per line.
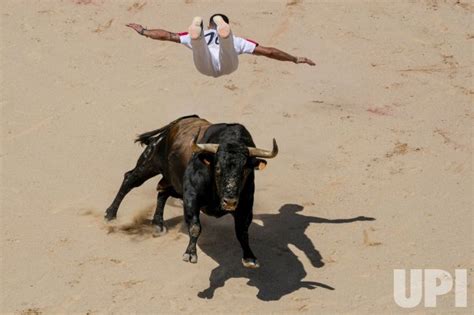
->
[134, 126, 168, 146]
[135, 115, 200, 146]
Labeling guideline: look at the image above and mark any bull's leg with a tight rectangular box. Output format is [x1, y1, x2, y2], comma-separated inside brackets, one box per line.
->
[234, 210, 259, 268]
[234, 177, 259, 268]
[182, 200, 201, 263]
[152, 189, 171, 234]
[104, 167, 159, 220]
[105, 146, 160, 221]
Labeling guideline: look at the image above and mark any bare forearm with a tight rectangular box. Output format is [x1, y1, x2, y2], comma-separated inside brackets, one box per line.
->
[142, 29, 174, 41]
[253, 45, 315, 66]
[266, 47, 298, 63]
[126, 23, 180, 43]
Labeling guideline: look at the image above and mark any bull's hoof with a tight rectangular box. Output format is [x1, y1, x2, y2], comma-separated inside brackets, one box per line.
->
[183, 252, 198, 263]
[242, 258, 260, 269]
[104, 210, 116, 221]
[153, 225, 168, 237]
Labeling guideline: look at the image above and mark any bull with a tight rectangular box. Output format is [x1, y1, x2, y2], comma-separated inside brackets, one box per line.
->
[105, 115, 278, 268]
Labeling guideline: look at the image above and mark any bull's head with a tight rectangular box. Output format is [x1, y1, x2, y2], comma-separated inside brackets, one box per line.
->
[192, 133, 278, 211]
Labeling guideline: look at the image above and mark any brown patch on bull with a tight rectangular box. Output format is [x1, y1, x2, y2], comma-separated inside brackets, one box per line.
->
[157, 178, 172, 191]
[166, 117, 211, 180]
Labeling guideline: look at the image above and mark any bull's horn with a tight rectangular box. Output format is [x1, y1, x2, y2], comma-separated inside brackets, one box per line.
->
[248, 139, 279, 158]
[191, 130, 219, 154]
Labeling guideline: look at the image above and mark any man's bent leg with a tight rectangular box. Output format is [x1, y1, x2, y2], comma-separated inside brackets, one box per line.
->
[189, 17, 217, 77]
[218, 34, 239, 75]
[214, 17, 238, 75]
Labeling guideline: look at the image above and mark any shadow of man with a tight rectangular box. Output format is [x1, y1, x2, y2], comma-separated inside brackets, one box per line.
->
[197, 203, 375, 301]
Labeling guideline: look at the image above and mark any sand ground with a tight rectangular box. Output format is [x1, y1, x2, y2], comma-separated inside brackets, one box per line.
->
[1, 0, 472, 314]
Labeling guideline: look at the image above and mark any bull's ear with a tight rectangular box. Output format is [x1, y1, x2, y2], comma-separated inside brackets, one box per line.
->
[251, 158, 267, 171]
[198, 153, 214, 166]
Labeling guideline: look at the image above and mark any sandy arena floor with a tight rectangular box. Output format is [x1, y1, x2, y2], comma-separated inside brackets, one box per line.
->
[1, 0, 472, 314]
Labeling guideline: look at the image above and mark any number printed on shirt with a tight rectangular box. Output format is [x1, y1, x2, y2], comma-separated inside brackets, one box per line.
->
[205, 32, 219, 45]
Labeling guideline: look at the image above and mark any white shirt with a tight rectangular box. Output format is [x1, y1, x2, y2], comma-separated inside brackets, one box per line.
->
[179, 29, 258, 56]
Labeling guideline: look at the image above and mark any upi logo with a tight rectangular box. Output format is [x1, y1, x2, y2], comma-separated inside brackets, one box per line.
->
[394, 269, 468, 308]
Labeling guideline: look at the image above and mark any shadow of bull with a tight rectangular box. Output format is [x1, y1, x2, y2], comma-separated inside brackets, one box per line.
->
[196, 203, 375, 301]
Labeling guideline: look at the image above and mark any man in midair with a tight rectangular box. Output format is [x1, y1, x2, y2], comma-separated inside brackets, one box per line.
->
[126, 14, 316, 77]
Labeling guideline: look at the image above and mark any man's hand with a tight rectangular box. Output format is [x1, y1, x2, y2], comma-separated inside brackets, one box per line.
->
[296, 57, 316, 66]
[126, 23, 145, 34]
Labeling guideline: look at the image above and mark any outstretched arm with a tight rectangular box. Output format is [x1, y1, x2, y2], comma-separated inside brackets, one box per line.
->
[253, 45, 315, 66]
[126, 23, 180, 43]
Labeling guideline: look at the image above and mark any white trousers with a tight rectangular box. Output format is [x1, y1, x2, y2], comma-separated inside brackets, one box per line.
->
[191, 33, 239, 77]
